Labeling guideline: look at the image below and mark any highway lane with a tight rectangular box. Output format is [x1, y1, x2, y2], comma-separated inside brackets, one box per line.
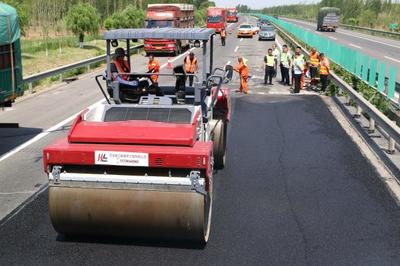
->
[1, 18, 400, 264]
[281, 17, 400, 79]
[0, 22, 238, 221]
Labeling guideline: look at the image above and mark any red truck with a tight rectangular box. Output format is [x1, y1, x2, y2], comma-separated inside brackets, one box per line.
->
[207, 7, 227, 33]
[226, 8, 238, 23]
[144, 4, 194, 55]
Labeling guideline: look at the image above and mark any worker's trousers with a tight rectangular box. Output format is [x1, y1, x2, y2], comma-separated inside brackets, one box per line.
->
[186, 72, 194, 86]
[240, 76, 248, 93]
[265, 66, 275, 84]
[294, 73, 302, 93]
[320, 74, 329, 92]
[281, 65, 290, 85]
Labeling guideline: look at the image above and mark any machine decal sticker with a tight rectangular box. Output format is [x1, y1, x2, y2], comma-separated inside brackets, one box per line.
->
[95, 151, 149, 167]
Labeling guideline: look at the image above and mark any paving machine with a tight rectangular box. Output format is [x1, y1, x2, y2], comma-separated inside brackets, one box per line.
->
[43, 28, 232, 243]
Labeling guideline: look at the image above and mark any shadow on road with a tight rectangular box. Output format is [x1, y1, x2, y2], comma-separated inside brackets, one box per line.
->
[0, 127, 43, 157]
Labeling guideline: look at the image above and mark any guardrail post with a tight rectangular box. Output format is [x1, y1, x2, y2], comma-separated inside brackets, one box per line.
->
[87, 65, 90, 71]
[368, 118, 375, 133]
[28, 82, 33, 94]
[388, 137, 396, 154]
[354, 105, 362, 118]
[59, 74, 63, 83]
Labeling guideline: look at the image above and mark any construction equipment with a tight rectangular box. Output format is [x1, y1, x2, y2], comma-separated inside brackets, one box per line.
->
[43, 28, 232, 243]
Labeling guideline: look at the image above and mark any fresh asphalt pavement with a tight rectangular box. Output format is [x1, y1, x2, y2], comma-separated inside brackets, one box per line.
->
[1, 18, 400, 265]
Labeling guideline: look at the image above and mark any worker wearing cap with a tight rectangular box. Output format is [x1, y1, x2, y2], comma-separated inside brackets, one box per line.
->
[264, 48, 277, 85]
[147, 55, 160, 85]
[184, 52, 198, 86]
[110, 47, 137, 87]
[220, 27, 226, 46]
[234, 56, 249, 94]
[309, 47, 319, 85]
[319, 53, 330, 92]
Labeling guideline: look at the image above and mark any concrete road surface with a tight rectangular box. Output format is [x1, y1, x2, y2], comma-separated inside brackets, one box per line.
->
[1, 17, 400, 265]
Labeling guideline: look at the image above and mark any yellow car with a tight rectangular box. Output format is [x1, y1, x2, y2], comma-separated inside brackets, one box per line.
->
[237, 24, 253, 38]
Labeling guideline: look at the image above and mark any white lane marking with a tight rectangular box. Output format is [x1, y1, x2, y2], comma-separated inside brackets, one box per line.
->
[0, 191, 38, 195]
[384, 56, 400, 64]
[234, 46, 239, 52]
[0, 98, 105, 163]
[349, 43, 362, 49]
[329, 36, 338, 40]
[337, 30, 400, 49]
[0, 51, 190, 164]
[275, 37, 283, 50]
[240, 38, 243, 42]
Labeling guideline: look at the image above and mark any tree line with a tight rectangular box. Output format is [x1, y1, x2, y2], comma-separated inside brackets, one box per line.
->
[3, 0, 215, 43]
[259, 0, 400, 30]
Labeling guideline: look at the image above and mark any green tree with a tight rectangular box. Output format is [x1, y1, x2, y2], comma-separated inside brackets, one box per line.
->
[104, 5, 145, 30]
[65, 3, 100, 48]
[3, 0, 30, 36]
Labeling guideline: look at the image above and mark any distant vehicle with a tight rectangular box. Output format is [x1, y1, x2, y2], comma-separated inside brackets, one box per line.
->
[251, 24, 260, 35]
[273, 15, 279, 19]
[144, 4, 194, 55]
[237, 24, 253, 38]
[317, 7, 340, 32]
[207, 7, 227, 33]
[226, 7, 238, 23]
[258, 25, 276, 41]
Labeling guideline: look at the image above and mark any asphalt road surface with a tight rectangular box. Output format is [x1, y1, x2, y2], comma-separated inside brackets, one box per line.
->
[1, 17, 400, 265]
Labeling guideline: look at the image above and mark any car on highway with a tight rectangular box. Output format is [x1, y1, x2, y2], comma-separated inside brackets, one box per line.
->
[237, 24, 254, 38]
[251, 24, 260, 35]
[258, 25, 276, 41]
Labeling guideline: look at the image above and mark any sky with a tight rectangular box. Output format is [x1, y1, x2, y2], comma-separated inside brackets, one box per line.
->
[214, 0, 315, 9]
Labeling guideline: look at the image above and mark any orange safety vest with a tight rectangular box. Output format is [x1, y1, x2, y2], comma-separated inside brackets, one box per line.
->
[235, 62, 248, 79]
[320, 58, 330, 75]
[113, 60, 130, 80]
[148, 59, 160, 82]
[310, 52, 319, 67]
[184, 56, 198, 73]
[221, 29, 226, 38]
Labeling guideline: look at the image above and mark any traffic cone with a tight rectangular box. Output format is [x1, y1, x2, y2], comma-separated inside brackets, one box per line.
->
[166, 57, 173, 70]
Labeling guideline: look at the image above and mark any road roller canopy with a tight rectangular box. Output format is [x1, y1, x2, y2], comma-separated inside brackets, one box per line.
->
[103, 28, 216, 41]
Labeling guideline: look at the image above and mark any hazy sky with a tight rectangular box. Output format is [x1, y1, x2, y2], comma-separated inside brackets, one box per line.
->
[214, 0, 315, 9]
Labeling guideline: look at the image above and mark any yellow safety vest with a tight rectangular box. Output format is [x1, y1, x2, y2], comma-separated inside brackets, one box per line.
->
[280, 52, 290, 67]
[265, 55, 275, 67]
[310, 52, 319, 67]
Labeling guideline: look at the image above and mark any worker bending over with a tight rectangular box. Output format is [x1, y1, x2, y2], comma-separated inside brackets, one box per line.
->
[309, 47, 320, 86]
[184, 52, 198, 86]
[147, 55, 160, 86]
[234, 56, 249, 94]
[264, 48, 277, 85]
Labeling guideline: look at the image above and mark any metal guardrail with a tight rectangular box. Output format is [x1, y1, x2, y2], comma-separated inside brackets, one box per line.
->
[22, 44, 144, 93]
[279, 16, 400, 39]
[274, 21, 400, 153]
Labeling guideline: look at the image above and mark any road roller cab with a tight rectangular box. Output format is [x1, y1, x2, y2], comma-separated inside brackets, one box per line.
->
[43, 28, 232, 243]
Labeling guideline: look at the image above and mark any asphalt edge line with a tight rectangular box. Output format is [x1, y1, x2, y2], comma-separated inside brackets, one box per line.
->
[0, 183, 48, 227]
[323, 95, 400, 206]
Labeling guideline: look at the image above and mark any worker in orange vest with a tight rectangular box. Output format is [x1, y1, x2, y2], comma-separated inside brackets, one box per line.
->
[220, 27, 226, 46]
[147, 55, 160, 85]
[309, 47, 320, 86]
[319, 53, 330, 92]
[234, 56, 249, 94]
[184, 52, 198, 86]
[111, 47, 130, 82]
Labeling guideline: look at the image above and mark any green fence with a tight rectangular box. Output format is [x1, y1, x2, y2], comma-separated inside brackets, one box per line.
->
[253, 14, 399, 104]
